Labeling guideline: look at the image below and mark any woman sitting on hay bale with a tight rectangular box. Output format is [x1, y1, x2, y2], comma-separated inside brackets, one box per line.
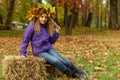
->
[20, 4, 87, 79]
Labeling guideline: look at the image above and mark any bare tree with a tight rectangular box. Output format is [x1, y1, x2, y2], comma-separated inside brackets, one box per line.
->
[109, 0, 118, 30]
[5, 0, 16, 30]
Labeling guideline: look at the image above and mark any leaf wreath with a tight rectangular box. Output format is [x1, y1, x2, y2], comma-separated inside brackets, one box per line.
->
[26, 2, 56, 20]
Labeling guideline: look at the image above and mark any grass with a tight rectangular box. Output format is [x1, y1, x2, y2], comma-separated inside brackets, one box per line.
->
[0, 30, 24, 37]
[0, 27, 120, 80]
[0, 65, 2, 80]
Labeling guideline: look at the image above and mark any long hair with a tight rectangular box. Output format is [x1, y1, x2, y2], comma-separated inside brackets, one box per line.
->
[30, 8, 55, 36]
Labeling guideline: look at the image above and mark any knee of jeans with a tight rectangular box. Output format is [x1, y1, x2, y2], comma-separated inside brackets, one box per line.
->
[53, 59, 61, 66]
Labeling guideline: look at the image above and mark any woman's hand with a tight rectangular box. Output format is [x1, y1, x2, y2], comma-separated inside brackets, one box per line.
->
[50, 18, 61, 33]
[55, 26, 61, 33]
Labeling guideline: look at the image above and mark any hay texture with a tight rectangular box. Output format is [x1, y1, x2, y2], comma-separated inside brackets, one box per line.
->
[46, 65, 75, 80]
[2, 55, 47, 80]
[2, 55, 79, 80]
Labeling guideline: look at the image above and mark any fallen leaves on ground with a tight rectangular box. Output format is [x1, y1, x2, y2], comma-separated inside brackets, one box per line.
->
[0, 33, 120, 79]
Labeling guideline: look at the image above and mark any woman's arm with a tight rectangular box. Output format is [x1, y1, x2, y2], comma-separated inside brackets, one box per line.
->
[49, 31, 59, 44]
[20, 24, 34, 56]
[49, 26, 60, 44]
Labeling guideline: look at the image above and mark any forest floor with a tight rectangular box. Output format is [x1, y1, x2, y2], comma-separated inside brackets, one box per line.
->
[0, 27, 120, 80]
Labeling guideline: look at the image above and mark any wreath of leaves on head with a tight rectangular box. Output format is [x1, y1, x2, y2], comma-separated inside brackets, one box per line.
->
[26, 2, 56, 20]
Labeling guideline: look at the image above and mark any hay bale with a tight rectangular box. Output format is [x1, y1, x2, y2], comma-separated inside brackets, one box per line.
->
[2, 55, 79, 80]
[2, 55, 47, 80]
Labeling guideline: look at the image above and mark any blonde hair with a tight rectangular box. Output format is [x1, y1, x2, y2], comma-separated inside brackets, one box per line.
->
[30, 8, 55, 36]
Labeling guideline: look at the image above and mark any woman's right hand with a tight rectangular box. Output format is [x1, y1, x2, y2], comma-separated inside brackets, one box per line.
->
[55, 26, 61, 33]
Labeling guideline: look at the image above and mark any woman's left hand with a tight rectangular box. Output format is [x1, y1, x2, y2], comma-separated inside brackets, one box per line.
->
[55, 26, 61, 33]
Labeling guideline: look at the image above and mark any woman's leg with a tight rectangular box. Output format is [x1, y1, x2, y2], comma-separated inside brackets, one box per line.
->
[38, 52, 78, 78]
[48, 49, 72, 67]
[48, 49, 88, 79]
[38, 52, 67, 72]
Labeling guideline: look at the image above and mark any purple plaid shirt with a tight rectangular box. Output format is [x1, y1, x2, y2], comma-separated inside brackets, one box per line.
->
[20, 24, 59, 56]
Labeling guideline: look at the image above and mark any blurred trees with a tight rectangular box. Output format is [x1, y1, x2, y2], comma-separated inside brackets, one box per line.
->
[52, 0, 119, 35]
[0, 0, 41, 30]
[52, 0, 95, 35]
[52, 0, 83, 35]
[0, 0, 119, 35]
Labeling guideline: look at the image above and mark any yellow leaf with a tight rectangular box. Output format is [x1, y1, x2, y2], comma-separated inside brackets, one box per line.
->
[50, 7, 55, 13]
[94, 67, 104, 71]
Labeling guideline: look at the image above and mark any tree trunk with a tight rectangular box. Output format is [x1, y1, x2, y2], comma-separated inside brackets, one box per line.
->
[85, 12, 93, 27]
[100, 0, 103, 29]
[0, 15, 3, 30]
[104, 0, 109, 28]
[73, 12, 78, 27]
[118, 0, 120, 25]
[81, 1, 91, 27]
[75, 12, 79, 27]
[64, 3, 68, 27]
[104, 0, 107, 27]
[96, 0, 100, 28]
[82, 11, 88, 26]
[66, 10, 76, 35]
[70, 13, 76, 28]
[109, 0, 118, 30]
[64, 3, 70, 35]
[5, 0, 16, 30]
[0, 15, 3, 24]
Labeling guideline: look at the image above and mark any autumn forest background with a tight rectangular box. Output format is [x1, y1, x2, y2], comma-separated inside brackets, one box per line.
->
[0, 0, 120, 80]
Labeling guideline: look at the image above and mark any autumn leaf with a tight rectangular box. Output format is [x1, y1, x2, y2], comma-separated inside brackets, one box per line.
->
[94, 67, 104, 71]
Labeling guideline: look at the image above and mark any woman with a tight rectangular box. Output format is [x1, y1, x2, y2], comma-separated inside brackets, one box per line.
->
[20, 7, 87, 79]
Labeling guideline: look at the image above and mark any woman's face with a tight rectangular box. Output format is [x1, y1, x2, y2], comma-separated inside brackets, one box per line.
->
[39, 13, 48, 25]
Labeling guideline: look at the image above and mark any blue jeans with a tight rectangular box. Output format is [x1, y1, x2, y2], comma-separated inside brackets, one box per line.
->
[38, 49, 72, 72]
